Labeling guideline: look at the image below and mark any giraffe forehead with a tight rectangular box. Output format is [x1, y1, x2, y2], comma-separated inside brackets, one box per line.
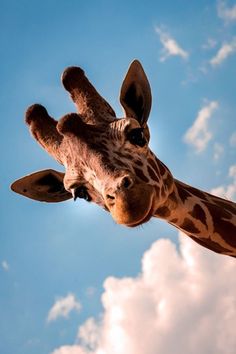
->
[65, 134, 162, 178]
[84, 117, 140, 141]
[62, 118, 140, 160]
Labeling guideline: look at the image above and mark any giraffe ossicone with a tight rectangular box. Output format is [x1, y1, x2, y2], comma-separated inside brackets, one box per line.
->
[11, 60, 236, 257]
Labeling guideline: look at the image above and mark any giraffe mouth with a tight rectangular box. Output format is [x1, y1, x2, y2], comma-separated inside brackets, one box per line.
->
[110, 189, 155, 228]
[125, 197, 155, 227]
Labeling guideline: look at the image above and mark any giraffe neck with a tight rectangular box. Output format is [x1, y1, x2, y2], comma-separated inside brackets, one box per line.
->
[154, 179, 236, 257]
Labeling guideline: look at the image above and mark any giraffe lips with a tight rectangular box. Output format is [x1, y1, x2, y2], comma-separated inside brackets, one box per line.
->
[125, 198, 154, 228]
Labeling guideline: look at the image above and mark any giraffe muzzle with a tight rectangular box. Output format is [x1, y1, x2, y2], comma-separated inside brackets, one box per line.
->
[105, 175, 134, 202]
[105, 179, 154, 227]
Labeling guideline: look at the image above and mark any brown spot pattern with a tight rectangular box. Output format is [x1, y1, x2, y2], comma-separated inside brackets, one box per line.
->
[169, 191, 178, 204]
[135, 159, 143, 167]
[134, 167, 149, 183]
[100, 150, 110, 160]
[205, 201, 232, 220]
[170, 218, 178, 224]
[114, 151, 123, 158]
[214, 219, 236, 248]
[113, 158, 126, 168]
[187, 186, 206, 200]
[181, 218, 200, 234]
[99, 142, 109, 150]
[147, 165, 159, 182]
[158, 161, 166, 176]
[190, 204, 207, 228]
[147, 158, 159, 173]
[124, 153, 133, 160]
[155, 206, 171, 217]
[164, 174, 173, 190]
[178, 187, 191, 203]
[215, 200, 236, 215]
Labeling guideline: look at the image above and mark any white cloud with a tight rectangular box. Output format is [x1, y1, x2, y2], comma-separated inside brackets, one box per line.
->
[47, 293, 81, 323]
[229, 164, 236, 178]
[211, 185, 236, 201]
[217, 0, 236, 22]
[155, 27, 189, 62]
[52, 347, 87, 354]
[211, 164, 236, 201]
[229, 131, 236, 147]
[77, 318, 101, 351]
[213, 142, 224, 160]
[51, 233, 236, 354]
[210, 38, 236, 66]
[183, 101, 219, 153]
[1, 260, 9, 271]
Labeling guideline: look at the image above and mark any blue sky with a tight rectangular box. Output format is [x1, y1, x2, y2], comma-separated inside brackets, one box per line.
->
[1, 1, 236, 353]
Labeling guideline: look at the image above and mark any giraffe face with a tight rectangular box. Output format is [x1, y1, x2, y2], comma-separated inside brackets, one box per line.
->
[11, 60, 174, 227]
[59, 115, 174, 227]
[11, 61, 236, 256]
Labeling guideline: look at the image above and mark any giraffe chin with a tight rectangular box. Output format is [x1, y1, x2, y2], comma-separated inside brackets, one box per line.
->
[124, 206, 154, 228]
[110, 188, 155, 228]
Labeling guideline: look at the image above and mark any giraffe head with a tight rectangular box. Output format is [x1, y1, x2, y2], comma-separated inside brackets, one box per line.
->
[11, 60, 174, 227]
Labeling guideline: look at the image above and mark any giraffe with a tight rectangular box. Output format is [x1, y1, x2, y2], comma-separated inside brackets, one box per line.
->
[11, 60, 236, 257]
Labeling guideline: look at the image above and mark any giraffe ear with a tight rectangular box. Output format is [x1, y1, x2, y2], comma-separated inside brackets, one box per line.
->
[120, 60, 152, 126]
[11, 169, 72, 203]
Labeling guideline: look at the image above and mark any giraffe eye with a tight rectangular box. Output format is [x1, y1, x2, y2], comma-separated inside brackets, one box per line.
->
[127, 128, 146, 147]
[73, 186, 91, 202]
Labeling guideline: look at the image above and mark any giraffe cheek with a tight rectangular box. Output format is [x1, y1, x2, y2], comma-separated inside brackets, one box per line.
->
[109, 185, 154, 227]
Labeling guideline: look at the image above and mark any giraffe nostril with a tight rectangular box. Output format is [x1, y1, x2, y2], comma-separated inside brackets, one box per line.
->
[122, 176, 132, 189]
[105, 176, 133, 203]
[106, 194, 115, 200]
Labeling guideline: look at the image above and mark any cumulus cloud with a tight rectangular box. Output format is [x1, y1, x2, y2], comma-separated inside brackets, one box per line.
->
[210, 38, 236, 66]
[1, 260, 9, 271]
[155, 27, 189, 62]
[229, 164, 236, 178]
[183, 101, 219, 153]
[217, 0, 236, 22]
[77, 318, 101, 351]
[47, 293, 81, 323]
[52, 347, 86, 354]
[211, 164, 236, 201]
[51, 233, 236, 354]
